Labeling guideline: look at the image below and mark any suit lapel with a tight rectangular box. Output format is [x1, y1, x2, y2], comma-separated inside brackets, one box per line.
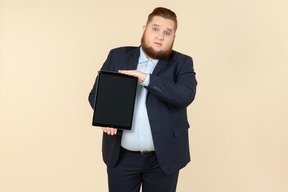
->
[152, 55, 170, 75]
[123, 47, 140, 70]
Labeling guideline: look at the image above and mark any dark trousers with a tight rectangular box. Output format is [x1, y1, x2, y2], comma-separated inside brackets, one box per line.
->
[107, 147, 179, 192]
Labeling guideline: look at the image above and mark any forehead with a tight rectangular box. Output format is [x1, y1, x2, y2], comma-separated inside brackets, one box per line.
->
[148, 16, 175, 33]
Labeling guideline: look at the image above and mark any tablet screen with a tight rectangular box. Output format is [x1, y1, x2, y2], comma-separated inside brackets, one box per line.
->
[92, 71, 137, 130]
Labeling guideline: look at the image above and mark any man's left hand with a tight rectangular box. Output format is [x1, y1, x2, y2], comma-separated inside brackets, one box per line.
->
[118, 70, 147, 83]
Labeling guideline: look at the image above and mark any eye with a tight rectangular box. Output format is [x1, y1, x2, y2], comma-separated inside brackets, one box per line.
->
[153, 28, 158, 32]
[164, 32, 170, 36]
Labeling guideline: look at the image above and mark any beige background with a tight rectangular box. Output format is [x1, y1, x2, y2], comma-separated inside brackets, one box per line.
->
[1, 0, 287, 191]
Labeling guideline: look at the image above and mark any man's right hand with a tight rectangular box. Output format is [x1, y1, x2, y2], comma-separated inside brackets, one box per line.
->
[102, 127, 117, 135]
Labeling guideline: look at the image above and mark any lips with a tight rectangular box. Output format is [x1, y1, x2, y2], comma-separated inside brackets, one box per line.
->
[154, 42, 162, 46]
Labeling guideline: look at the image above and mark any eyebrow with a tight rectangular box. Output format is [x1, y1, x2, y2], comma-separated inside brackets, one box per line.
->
[152, 24, 173, 33]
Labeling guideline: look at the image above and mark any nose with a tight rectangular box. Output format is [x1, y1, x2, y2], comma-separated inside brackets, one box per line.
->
[156, 33, 164, 41]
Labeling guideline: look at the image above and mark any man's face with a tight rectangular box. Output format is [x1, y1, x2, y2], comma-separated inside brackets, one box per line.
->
[141, 16, 176, 60]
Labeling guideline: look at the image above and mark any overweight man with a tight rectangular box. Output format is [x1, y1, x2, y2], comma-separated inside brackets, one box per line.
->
[89, 7, 197, 192]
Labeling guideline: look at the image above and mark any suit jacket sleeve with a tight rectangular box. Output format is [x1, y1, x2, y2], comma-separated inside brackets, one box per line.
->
[146, 56, 197, 108]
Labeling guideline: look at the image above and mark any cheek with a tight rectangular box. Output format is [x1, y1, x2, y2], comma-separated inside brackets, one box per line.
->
[145, 34, 154, 43]
[164, 39, 174, 48]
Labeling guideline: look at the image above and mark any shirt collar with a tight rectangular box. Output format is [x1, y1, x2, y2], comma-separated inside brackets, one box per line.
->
[139, 46, 159, 65]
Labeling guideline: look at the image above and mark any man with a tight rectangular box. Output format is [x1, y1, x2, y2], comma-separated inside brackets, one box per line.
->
[89, 7, 197, 192]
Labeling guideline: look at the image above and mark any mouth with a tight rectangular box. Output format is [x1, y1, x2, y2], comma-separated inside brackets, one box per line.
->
[154, 42, 162, 47]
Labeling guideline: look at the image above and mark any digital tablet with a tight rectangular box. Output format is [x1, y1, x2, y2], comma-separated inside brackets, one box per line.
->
[92, 70, 138, 130]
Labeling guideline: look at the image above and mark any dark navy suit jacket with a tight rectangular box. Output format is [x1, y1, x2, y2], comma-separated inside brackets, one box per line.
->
[89, 46, 197, 175]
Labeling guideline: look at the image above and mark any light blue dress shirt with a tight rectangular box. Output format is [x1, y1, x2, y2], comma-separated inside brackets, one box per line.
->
[121, 47, 158, 152]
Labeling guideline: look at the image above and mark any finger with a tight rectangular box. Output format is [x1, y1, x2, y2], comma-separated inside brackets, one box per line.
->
[119, 70, 146, 83]
[118, 70, 135, 76]
[103, 127, 117, 135]
[112, 128, 117, 135]
[108, 128, 117, 135]
[102, 127, 110, 134]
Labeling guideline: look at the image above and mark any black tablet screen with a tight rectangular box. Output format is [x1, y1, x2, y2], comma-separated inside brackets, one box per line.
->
[92, 71, 137, 130]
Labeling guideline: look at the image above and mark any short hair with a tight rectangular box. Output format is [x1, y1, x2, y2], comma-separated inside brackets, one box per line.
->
[147, 7, 178, 31]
